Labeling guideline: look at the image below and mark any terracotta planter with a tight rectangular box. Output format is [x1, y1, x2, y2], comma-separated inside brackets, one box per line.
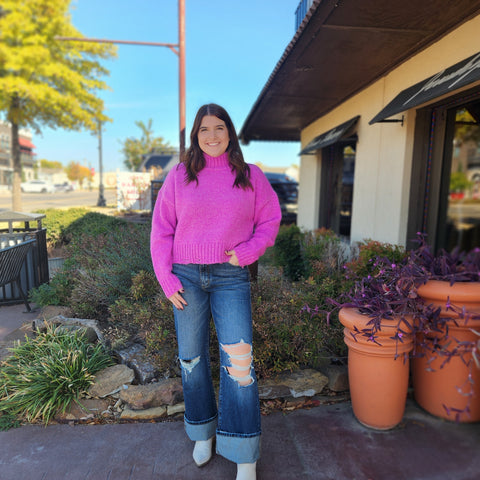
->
[412, 280, 480, 422]
[339, 307, 413, 430]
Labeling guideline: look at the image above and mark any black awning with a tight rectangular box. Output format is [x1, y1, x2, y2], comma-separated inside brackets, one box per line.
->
[370, 52, 480, 124]
[299, 116, 360, 155]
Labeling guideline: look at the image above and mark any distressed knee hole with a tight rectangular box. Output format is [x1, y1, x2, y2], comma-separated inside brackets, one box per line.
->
[221, 341, 254, 386]
[180, 356, 200, 374]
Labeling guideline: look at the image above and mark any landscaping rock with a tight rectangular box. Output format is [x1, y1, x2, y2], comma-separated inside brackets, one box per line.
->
[258, 369, 328, 399]
[167, 402, 185, 416]
[115, 343, 159, 384]
[55, 398, 112, 422]
[119, 378, 183, 409]
[60, 325, 99, 343]
[33, 315, 104, 343]
[88, 364, 135, 398]
[37, 306, 74, 322]
[320, 364, 349, 392]
[120, 405, 167, 421]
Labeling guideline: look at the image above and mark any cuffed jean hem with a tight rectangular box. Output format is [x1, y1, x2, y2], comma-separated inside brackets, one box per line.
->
[184, 415, 217, 441]
[216, 431, 261, 464]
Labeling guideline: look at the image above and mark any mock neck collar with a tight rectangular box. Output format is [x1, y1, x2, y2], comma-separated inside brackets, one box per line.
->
[203, 151, 229, 168]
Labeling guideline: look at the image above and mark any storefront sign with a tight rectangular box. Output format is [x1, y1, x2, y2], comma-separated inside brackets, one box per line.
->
[300, 116, 360, 155]
[370, 51, 480, 124]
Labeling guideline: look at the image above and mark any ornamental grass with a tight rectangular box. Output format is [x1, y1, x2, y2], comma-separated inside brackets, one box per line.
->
[0, 324, 113, 424]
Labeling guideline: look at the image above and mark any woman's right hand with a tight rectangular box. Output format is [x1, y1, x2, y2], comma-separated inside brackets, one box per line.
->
[168, 289, 188, 310]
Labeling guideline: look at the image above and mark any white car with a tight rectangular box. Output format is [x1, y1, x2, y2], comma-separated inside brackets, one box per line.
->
[21, 180, 55, 193]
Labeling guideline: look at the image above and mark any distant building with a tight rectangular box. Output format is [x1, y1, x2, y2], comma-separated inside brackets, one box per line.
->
[138, 150, 179, 180]
[0, 122, 36, 189]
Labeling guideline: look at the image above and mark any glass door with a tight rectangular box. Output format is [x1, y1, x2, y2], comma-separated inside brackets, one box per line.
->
[438, 101, 480, 251]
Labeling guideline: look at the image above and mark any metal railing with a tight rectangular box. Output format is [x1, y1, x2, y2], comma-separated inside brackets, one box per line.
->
[0, 229, 49, 306]
[295, 0, 314, 31]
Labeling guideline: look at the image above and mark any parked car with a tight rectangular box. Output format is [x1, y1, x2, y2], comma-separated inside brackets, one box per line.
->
[264, 172, 298, 224]
[20, 180, 55, 193]
[54, 182, 74, 193]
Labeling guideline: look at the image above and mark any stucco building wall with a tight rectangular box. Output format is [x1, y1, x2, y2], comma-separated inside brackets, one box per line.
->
[298, 14, 480, 247]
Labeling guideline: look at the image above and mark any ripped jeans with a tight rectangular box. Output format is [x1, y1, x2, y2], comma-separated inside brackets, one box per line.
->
[172, 263, 261, 464]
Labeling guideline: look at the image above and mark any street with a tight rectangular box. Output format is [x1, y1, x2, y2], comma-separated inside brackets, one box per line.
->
[0, 188, 117, 213]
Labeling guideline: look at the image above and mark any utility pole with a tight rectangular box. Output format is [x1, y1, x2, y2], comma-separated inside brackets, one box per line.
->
[56, 0, 186, 158]
[178, 0, 186, 157]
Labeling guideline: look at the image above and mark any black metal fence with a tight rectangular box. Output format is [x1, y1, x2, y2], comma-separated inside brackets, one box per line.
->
[0, 227, 49, 306]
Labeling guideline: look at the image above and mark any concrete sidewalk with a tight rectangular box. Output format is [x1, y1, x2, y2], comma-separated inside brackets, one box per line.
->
[1, 303, 479, 479]
[0, 400, 479, 480]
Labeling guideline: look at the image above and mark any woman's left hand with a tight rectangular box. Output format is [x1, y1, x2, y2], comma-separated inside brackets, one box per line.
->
[225, 250, 240, 266]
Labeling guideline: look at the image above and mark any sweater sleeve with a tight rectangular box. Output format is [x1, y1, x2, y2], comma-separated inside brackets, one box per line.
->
[150, 169, 184, 298]
[234, 166, 282, 267]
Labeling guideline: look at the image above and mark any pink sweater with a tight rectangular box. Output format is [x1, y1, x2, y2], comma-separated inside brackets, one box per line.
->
[150, 152, 281, 298]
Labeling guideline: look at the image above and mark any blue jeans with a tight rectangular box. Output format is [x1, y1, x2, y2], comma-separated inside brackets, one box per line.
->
[172, 263, 261, 464]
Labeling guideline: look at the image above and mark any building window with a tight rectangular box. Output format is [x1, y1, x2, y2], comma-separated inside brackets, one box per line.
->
[319, 142, 356, 238]
[409, 89, 480, 252]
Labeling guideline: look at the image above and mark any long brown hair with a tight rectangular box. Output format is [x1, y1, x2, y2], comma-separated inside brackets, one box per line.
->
[182, 104, 252, 190]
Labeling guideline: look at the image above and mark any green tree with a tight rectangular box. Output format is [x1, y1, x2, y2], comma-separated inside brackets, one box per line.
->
[0, 0, 116, 211]
[450, 171, 472, 194]
[39, 159, 64, 170]
[120, 119, 175, 171]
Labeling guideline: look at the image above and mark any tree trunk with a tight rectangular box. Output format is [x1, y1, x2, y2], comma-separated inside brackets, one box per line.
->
[9, 96, 23, 212]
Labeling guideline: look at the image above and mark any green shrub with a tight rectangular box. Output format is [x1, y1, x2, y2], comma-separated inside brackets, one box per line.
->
[35, 208, 129, 250]
[272, 224, 306, 281]
[251, 267, 346, 378]
[30, 209, 135, 309]
[68, 225, 153, 318]
[344, 239, 407, 282]
[61, 211, 128, 245]
[302, 228, 340, 263]
[301, 228, 351, 283]
[33, 222, 154, 320]
[29, 271, 73, 307]
[34, 208, 91, 249]
[130, 269, 160, 300]
[109, 271, 178, 377]
[0, 325, 113, 424]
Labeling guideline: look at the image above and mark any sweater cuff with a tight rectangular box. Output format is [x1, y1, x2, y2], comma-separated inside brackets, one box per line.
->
[158, 272, 183, 299]
[234, 243, 258, 267]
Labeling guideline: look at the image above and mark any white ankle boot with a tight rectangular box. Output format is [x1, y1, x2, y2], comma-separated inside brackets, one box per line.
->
[236, 461, 257, 480]
[192, 437, 214, 467]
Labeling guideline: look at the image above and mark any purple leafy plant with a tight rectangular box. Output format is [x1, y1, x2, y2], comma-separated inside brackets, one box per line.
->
[404, 234, 480, 420]
[326, 255, 420, 348]
[406, 232, 480, 285]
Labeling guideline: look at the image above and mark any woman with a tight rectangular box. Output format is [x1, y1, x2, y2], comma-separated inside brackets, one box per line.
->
[150, 103, 281, 479]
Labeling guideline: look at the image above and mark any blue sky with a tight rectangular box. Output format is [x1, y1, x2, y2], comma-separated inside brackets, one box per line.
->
[33, 0, 301, 172]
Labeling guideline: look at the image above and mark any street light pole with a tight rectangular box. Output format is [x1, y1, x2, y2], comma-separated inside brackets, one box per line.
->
[97, 120, 106, 207]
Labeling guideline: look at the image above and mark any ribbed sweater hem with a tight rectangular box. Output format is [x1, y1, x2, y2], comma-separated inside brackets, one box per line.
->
[173, 242, 230, 265]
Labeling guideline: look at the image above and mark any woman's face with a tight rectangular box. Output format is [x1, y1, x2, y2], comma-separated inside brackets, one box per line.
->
[197, 115, 230, 157]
